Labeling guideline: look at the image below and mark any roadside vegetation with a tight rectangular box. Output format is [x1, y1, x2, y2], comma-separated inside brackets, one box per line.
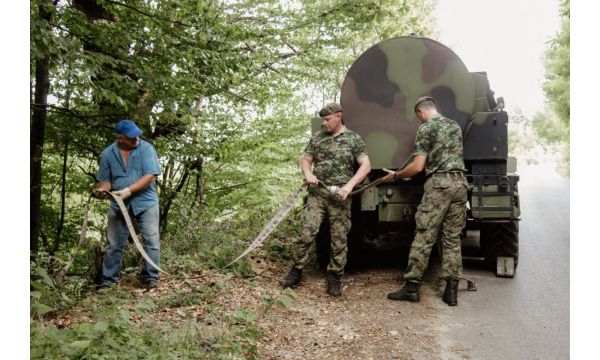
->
[30, 0, 435, 357]
[509, 0, 569, 176]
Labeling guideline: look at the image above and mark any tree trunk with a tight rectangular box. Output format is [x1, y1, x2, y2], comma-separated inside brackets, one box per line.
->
[30, 2, 53, 256]
[53, 139, 69, 254]
[53, 78, 72, 254]
[160, 166, 190, 234]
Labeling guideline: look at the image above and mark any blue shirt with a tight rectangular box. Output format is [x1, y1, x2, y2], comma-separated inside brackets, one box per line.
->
[96, 139, 161, 215]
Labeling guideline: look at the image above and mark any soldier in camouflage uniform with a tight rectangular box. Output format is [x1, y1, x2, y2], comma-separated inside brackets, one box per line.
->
[280, 102, 371, 297]
[383, 97, 468, 306]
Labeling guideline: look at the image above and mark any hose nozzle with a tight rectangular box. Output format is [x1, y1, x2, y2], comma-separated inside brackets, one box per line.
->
[328, 185, 340, 194]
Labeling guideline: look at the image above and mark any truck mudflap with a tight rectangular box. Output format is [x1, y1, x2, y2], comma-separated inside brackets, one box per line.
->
[496, 256, 516, 278]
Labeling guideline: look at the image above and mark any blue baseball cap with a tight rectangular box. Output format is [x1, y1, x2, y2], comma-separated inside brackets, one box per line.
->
[115, 119, 143, 138]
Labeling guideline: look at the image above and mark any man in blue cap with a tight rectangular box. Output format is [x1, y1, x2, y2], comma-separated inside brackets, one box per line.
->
[92, 119, 161, 290]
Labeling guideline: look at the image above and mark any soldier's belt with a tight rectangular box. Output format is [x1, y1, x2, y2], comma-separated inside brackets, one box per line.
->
[429, 172, 465, 179]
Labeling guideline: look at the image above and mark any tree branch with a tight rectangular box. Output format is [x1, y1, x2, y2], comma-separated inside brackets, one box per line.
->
[31, 103, 128, 120]
[205, 179, 263, 193]
[104, 0, 195, 28]
[262, 62, 281, 73]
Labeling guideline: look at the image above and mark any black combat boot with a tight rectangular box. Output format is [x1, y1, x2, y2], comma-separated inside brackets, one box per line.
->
[442, 279, 459, 306]
[279, 267, 302, 288]
[326, 272, 342, 297]
[387, 281, 420, 302]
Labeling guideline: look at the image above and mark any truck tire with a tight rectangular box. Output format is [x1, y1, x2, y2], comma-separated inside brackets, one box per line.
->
[480, 221, 519, 272]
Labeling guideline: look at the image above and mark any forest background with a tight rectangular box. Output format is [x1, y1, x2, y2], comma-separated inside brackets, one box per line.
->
[10, 0, 573, 357]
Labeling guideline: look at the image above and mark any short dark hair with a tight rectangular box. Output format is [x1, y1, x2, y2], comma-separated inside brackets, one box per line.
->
[415, 99, 435, 112]
[414, 96, 436, 113]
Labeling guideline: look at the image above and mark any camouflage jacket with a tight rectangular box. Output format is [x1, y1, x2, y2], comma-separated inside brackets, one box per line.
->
[413, 114, 466, 176]
[304, 127, 369, 187]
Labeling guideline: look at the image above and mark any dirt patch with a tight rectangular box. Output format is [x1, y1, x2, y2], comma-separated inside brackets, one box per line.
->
[255, 263, 451, 360]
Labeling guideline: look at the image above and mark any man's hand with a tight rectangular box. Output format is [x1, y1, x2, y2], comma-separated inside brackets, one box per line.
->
[337, 184, 353, 200]
[381, 168, 398, 183]
[91, 188, 110, 200]
[113, 187, 132, 200]
[305, 173, 319, 185]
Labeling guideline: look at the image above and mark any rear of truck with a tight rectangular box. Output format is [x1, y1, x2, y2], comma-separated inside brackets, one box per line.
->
[314, 35, 520, 277]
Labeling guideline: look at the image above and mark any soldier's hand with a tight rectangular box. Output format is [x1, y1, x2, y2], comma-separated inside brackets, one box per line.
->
[113, 187, 132, 200]
[305, 173, 319, 185]
[337, 185, 352, 200]
[381, 168, 398, 183]
[91, 188, 110, 200]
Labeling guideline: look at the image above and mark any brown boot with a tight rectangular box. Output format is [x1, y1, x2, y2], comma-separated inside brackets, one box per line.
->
[442, 279, 459, 306]
[279, 267, 302, 288]
[326, 272, 342, 297]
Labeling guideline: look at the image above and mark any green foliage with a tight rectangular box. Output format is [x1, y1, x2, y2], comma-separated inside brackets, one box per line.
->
[543, 0, 570, 131]
[265, 238, 291, 262]
[159, 291, 203, 309]
[507, 107, 569, 175]
[31, 284, 293, 359]
[260, 291, 295, 313]
[31, 0, 436, 261]
[532, 110, 569, 146]
[31, 2, 436, 355]
[31, 307, 148, 359]
[532, 109, 570, 176]
[31, 255, 74, 317]
[528, 0, 570, 175]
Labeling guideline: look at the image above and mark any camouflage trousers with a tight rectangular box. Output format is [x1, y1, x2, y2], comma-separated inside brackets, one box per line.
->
[404, 173, 468, 282]
[293, 187, 351, 275]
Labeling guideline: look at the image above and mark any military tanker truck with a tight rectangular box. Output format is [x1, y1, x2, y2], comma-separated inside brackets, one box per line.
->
[313, 35, 520, 278]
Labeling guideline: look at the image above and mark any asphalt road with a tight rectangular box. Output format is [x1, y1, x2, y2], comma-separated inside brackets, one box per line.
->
[439, 163, 570, 359]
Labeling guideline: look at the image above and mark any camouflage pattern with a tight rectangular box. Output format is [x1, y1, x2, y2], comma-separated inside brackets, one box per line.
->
[334, 35, 520, 276]
[340, 35, 512, 168]
[304, 128, 368, 187]
[413, 114, 467, 176]
[293, 190, 351, 275]
[404, 111, 468, 281]
[341, 35, 475, 170]
[403, 173, 468, 282]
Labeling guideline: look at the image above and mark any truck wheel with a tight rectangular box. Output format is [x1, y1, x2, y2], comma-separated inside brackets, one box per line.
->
[480, 221, 519, 273]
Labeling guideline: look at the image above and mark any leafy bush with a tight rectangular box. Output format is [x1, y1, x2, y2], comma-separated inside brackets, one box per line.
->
[30, 287, 294, 359]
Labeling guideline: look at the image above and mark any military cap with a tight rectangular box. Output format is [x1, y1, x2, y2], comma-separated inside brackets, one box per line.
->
[319, 102, 343, 117]
[414, 96, 436, 112]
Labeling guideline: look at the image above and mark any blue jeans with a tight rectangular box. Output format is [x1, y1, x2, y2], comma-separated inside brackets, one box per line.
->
[102, 205, 160, 285]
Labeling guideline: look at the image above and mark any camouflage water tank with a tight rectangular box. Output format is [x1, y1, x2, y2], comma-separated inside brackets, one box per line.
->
[341, 35, 475, 170]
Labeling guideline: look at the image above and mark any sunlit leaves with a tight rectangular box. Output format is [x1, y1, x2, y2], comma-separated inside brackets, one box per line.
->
[543, 0, 569, 130]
